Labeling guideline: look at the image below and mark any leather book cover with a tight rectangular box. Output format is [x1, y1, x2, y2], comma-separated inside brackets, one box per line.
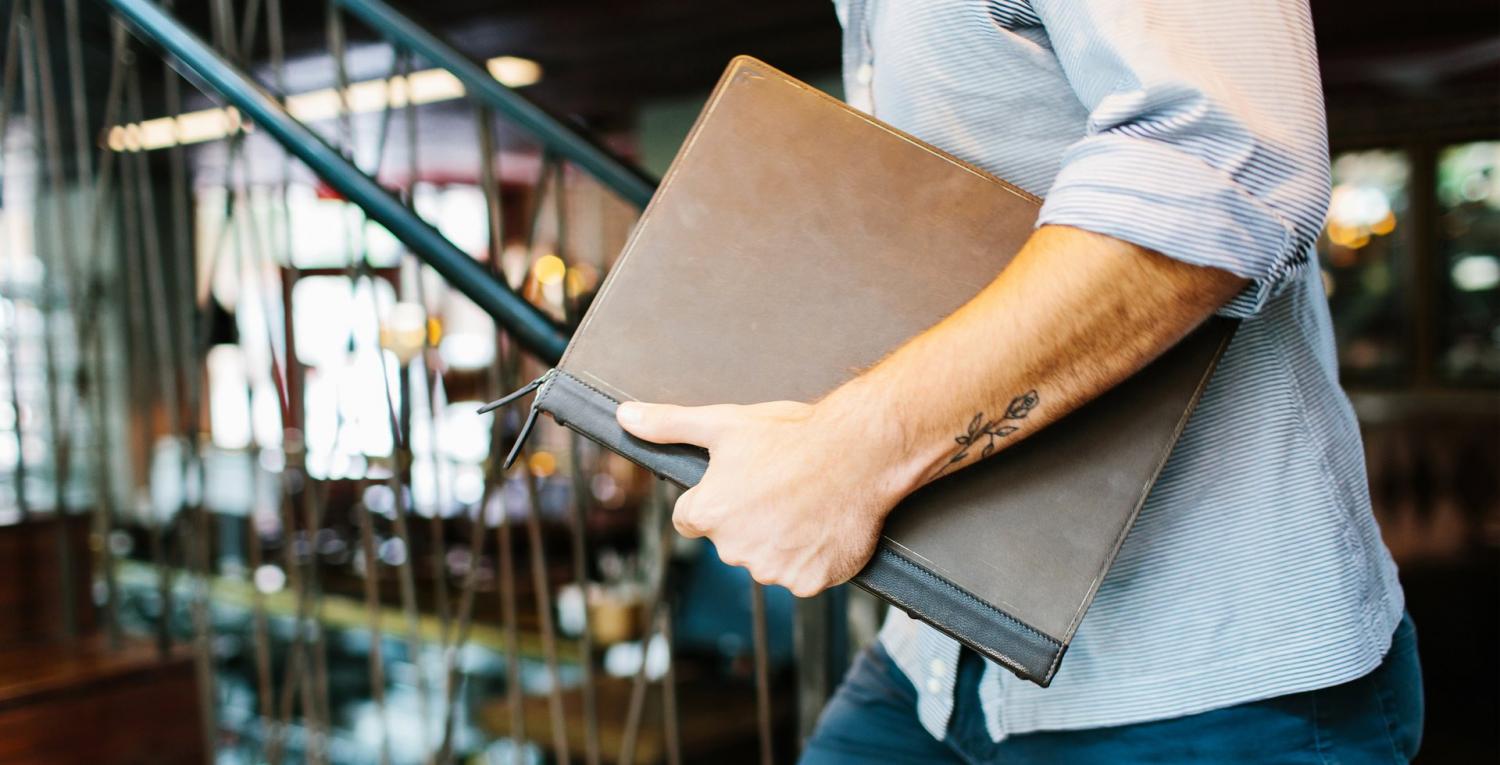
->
[514, 56, 1233, 686]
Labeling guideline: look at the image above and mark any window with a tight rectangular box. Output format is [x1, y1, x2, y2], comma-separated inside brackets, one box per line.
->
[1436, 141, 1500, 384]
[0, 190, 97, 520]
[1317, 150, 1412, 383]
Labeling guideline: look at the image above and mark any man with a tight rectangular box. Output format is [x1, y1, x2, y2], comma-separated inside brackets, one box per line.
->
[616, 0, 1423, 761]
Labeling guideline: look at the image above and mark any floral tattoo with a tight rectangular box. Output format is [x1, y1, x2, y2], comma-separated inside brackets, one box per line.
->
[943, 390, 1039, 471]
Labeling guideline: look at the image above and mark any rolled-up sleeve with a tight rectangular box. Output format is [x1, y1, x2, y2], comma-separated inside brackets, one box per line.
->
[1031, 0, 1332, 317]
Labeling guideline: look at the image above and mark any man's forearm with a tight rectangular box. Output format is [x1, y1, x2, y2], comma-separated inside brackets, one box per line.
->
[817, 224, 1247, 497]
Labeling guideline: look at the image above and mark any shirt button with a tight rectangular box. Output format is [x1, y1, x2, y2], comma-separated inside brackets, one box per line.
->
[929, 658, 946, 675]
[925, 677, 942, 694]
[855, 63, 874, 85]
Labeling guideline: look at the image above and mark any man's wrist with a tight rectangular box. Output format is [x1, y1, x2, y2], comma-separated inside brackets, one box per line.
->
[813, 377, 936, 508]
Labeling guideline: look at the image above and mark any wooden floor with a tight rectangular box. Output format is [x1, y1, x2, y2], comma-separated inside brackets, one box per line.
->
[0, 638, 204, 765]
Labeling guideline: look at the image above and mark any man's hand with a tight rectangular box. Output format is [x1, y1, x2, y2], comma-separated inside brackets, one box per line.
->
[617, 397, 917, 597]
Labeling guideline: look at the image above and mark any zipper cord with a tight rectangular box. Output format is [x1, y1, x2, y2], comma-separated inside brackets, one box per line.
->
[478, 369, 554, 470]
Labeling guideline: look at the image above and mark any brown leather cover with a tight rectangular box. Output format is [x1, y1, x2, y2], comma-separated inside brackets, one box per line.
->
[530, 57, 1233, 685]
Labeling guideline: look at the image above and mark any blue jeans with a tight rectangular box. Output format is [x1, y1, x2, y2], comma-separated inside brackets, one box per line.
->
[801, 613, 1423, 764]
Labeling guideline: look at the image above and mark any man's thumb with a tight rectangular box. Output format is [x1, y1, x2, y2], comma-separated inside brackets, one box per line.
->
[616, 401, 726, 447]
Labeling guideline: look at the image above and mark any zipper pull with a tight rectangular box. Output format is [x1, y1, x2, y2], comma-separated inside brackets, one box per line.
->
[477, 369, 553, 413]
[478, 369, 555, 472]
[502, 403, 541, 471]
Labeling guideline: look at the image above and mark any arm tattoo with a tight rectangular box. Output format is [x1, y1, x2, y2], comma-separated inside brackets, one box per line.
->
[942, 390, 1039, 471]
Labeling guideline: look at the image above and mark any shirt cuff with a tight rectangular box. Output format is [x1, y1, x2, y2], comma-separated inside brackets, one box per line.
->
[1036, 134, 1307, 318]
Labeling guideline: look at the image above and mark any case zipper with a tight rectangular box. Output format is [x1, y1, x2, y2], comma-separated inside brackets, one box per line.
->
[478, 368, 555, 470]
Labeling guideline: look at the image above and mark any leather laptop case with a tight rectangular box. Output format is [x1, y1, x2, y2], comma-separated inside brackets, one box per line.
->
[494, 56, 1234, 686]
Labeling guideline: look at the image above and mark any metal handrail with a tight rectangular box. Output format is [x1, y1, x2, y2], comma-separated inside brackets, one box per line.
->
[104, 0, 572, 364]
[336, 0, 658, 210]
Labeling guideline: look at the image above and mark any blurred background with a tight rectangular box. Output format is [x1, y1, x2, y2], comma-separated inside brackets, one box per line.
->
[0, 0, 1494, 763]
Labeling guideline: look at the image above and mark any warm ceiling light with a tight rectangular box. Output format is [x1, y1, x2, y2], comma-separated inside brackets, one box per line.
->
[138, 117, 177, 150]
[406, 69, 466, 105]
[487, 56, 542, 88]
[346, 77, 395, 112]
[533, 253, 566, 285]
[285, 88, 341, 123]
[177, 106, 240, 144]
[379, 301, 429, 365]
[109, 54, 542, 151]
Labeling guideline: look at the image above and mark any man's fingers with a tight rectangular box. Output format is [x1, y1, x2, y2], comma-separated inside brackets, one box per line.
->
[617, 401, 733, 447]
[671, 487, 708, 539]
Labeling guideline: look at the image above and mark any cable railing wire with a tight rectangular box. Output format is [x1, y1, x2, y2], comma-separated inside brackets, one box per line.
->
[15, 0, 797, 761]
[104, 0, 571, 364]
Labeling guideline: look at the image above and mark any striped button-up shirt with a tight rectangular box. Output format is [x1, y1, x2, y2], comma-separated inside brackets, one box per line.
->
[834, 0, 1406, 741]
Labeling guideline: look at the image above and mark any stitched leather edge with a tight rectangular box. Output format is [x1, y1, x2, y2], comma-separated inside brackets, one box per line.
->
[854, 545, 1065, 687]
[536, 370, 710, 488]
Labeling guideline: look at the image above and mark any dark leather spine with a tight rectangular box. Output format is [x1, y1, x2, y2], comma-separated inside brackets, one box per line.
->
[536, 371, 710, 487]
[534, 369, 1064, 685]
[854, 546, 1063, 686]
